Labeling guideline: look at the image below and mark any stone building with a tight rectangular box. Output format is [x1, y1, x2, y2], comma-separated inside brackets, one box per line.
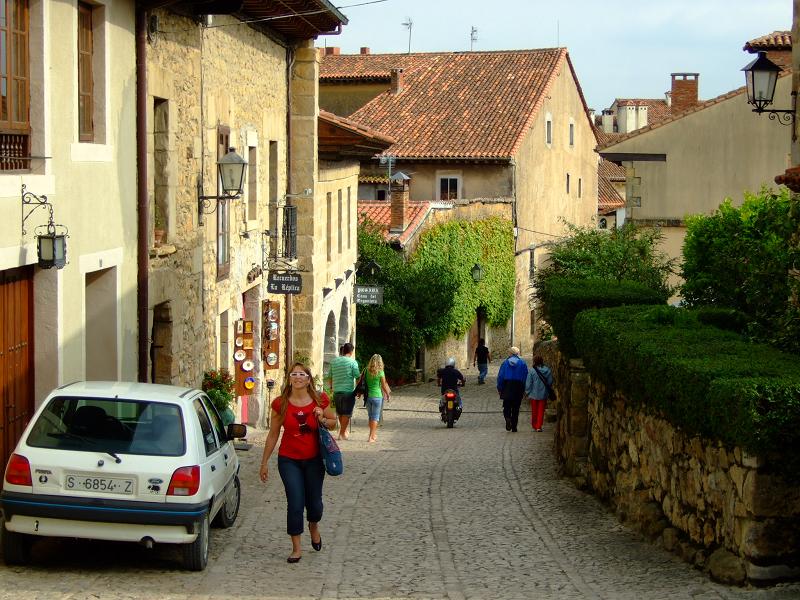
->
[0, 0, 138, 469]
[141, 2, 348, 426]
[320, 48, 599, 361]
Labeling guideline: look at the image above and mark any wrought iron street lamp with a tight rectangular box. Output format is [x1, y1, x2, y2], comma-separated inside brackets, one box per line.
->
[21, 184, 69, 269]
[471, 263, 484, 283]
[197, 147, 247, 223]
[741, 51, 796, 131]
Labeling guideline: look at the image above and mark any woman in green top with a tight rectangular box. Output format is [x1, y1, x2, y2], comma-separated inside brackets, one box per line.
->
[364, 354, 391, 443]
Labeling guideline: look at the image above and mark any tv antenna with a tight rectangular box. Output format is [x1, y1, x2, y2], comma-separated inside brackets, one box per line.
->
[401, 17, 413, 54]
[470, 26, 478, 51]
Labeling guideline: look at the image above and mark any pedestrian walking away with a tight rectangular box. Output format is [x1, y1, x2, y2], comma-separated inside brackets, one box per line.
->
[259, 362, 338, 563]
[473, 338, 491, 384]
[525, 354, 553, 432]
[327, 342, 360, 440]
[496, 346, 528, 432]
[364, 354, 391, 442]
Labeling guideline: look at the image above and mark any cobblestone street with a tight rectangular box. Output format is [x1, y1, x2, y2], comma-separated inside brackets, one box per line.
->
[1, 367, 799, 600]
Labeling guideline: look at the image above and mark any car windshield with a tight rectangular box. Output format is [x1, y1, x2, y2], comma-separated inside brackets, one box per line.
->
[26, 396, 185, 457]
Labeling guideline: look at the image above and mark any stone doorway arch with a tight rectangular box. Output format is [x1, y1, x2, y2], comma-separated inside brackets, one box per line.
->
[338, 298, 349, 348]
[323, 311, 337, 379]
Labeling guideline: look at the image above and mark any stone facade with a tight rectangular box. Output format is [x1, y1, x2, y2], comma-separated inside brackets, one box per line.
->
[540, 341, 800, 585]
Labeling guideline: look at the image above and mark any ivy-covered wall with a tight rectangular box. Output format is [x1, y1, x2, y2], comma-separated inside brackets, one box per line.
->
[356, 217, 515, 381]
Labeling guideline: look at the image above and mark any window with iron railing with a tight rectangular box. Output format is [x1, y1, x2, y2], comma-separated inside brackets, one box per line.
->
[0, 0, 31, 172]
[281, 204, 297, 259]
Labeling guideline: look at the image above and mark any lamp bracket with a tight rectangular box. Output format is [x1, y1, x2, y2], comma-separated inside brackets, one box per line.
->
[197, 176, 241, 225]
[21, 184, 55, 235]
[750, 92, 798, 139]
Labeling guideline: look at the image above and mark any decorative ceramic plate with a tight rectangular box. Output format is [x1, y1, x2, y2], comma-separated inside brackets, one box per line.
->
[266, 352, 278, 366]
[244, 377, 256, 390]
[242, 360, 254, 372]
[235, 336, 244, 347]
[267, 308, 278, 322]
[234, 349, 246, 362]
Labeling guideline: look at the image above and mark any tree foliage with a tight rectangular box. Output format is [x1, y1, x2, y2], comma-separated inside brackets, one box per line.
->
[534, 222, 675, 297]
[681, 187, 800, 353]
[355, 217, 515, 380]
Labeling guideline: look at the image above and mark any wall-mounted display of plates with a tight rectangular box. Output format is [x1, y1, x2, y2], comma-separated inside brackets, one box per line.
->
[241, 360, 254, 372]
[266, 352, 278, 366]
[234, 349, 246, 362]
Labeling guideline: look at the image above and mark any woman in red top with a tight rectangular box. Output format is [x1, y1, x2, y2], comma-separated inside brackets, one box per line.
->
[259, 362, 337, 563]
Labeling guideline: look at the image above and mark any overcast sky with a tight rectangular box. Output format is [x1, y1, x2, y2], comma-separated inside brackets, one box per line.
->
[324, 0, 791, 111]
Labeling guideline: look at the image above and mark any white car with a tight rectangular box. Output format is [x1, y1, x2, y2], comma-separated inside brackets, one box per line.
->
[0, 381, 246, 571]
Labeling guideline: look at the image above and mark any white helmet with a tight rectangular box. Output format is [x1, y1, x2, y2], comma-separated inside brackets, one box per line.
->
[446, 357, 455, 367]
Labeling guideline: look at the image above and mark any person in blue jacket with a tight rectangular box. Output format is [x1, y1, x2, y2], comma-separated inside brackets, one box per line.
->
[496, 346, 528, 432]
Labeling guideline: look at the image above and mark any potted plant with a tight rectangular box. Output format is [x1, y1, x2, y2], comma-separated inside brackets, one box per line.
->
[153, 206, 166, 246]
[202, 369, 236, 425]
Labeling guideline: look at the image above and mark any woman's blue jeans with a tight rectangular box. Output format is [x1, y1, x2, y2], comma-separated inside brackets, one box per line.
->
[277, 455, 325, 536]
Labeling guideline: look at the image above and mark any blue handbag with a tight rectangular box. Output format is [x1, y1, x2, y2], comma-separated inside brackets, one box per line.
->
[318, 425, 343, 476]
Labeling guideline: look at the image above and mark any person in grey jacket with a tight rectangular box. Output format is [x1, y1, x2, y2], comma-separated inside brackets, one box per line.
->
[525, 355, 553, 432]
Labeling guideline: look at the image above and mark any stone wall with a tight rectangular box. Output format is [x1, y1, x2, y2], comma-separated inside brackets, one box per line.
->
[540, 341, 800, 585]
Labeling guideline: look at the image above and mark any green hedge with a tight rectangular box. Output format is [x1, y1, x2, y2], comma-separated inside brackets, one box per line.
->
[538, 277, 667, 357]
[574, 305, 800, 470]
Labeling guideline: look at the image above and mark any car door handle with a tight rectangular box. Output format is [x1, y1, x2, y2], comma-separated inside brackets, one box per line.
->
[211, 465, 216, 472]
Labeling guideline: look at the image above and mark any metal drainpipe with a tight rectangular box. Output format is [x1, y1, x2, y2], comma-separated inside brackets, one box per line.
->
[285, 46, 295, 366]
[135, 9, 149, 382]
[510, 159, 518, 349]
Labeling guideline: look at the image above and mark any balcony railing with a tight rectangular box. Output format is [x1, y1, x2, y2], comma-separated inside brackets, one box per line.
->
[0, 133, 30, 171]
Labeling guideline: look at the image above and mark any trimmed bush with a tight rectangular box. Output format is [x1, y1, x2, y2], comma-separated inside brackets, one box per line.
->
[695, 307, 748, 334]
[538, 277, 667, 357]
[574, 305, 800, 472]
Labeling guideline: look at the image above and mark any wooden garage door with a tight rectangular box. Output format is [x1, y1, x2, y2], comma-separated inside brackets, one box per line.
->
[0, 266, 34, 472]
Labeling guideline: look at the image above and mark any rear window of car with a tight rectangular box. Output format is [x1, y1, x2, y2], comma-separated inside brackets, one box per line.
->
[26, 396, 186, 457]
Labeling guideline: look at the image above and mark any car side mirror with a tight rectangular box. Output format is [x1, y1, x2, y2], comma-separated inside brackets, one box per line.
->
[227, 423, 247, 440]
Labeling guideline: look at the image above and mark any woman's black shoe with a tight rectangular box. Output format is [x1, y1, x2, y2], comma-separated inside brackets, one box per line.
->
[312, 537, 322, 551]
[287, 555, 302, 563]
[505, 418, 512, 431]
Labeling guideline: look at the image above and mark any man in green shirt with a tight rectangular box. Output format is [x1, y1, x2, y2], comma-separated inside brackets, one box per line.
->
[327, 342, 360, 440]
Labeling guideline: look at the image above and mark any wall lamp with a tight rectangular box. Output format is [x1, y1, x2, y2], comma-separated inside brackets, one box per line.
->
[471, 262, 484, 283]
[197, 147, 247, 224]
[21, 184, 69, 269]
[742, 51, 796, 136]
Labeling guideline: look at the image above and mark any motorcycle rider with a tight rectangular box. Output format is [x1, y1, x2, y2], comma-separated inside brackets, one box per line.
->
[437, 357, 466, 413]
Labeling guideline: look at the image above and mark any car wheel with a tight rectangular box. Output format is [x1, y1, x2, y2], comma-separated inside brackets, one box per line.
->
[1, 520, 31, 566]
[212, 474, 240, 529]
[182, 512, 209, 571]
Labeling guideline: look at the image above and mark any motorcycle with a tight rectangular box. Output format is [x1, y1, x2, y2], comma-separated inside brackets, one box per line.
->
[439, 387, 463, 428]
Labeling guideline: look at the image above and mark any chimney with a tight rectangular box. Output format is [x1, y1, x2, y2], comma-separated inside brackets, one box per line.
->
[670, 73, 699, 114]
[390, 68, 404, 94]
[360, 47, 371, 55]
[664, 91, 671, 107]
[324, 46, 341, 56]
[601, 109, 614, 133]
[389, 172, 411, 233]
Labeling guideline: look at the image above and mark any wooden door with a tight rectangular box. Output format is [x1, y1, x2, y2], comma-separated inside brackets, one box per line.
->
[0, 266, 34, 471]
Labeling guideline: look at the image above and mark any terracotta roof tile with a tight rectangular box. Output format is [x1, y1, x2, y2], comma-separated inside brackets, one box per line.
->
[321, 49, 588, 160]
[614, 98, 671, 123]
[744, 30, 791, 52]
[357, 200, 431, 245]
[599, 158, 625, 182]
[598, 171, 624, 214]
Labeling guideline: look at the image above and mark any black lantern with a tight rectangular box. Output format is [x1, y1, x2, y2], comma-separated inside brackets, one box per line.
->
[742, 51, 781, 111]
[471, 263, 484, 282]
[741, 51, 795, 134]
[198, 147, 247, 223]
[36, 223, 68, 269]
[21, 184, 69, 269]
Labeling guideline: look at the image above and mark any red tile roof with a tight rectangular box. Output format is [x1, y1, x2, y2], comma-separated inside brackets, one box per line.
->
[596, 72, 791, 151]
[358, 200, 432, 246]
[744, 31, 791, 52]
[598, 173, 624, 214]
[614, 98, 671, 123]
[321, 49, 595, 160]
[599, 158, 625, 182]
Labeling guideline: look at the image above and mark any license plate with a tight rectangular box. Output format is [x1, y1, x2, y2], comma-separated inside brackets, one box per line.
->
[64, 474, 135, 495]
[447, 400, 454, 409]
